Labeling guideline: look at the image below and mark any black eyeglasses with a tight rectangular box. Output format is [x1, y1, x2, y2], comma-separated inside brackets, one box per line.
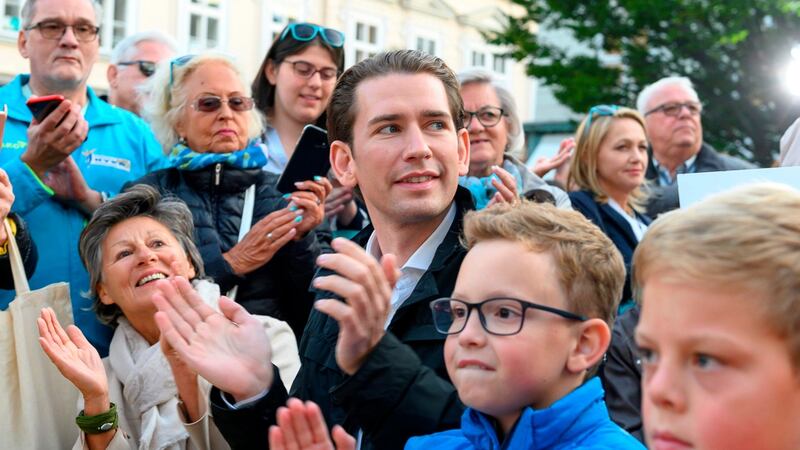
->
[283, 60, 338, 81]
[117, 60, 157, 77]
[280, 23, 345, 48]
[25, 20, 100, 42]
[190, 95, 255, 113]
[464, 106, 506, 130]
[430, 297, 587, 336]
[644, 101, 702, 117]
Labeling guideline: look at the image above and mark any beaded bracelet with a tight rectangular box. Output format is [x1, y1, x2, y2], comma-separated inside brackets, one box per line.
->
[75, 402, 118, 434]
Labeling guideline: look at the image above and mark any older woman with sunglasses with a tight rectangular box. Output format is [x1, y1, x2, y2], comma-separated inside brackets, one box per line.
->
[568, 105, 651, 307]
[457, 69, 570, 209]
[129, 53, 330, 339]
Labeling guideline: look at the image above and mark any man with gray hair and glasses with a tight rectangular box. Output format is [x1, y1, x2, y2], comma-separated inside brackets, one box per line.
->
[106, 31, 177, 116]
[637, 76, 755, 217]
[0, 0, 167, 356]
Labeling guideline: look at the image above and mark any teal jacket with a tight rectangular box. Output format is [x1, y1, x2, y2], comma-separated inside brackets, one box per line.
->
[405, 377, 644, 450]
[0, 75, 168, 355]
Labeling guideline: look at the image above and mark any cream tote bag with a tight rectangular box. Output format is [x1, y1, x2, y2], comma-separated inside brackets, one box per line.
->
[0, 220, 80, 449]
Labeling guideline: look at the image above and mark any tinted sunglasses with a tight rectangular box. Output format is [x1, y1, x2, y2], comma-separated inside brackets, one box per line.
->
[117, 60, 157, 77]
[190, 95, 255, 113]
[280, 23, 345, 48]
[582, 104, 621, 138]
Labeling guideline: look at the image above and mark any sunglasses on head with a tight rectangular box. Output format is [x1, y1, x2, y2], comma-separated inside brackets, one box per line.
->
[280, 23, 345, 48]
[169, 54, 196, 87]
[582, 104, 621, 138]
[190, 95, 255, 113]
[117, 60, 157, 77]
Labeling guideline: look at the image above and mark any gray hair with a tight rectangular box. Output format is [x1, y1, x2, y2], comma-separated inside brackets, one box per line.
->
[457, 68, 523, 153]
[21, 0, 103, 28]
[142, 52, 265, 152]
[79, 184, 205, 325]
[110, 30, 178, 64]
[636, 76, 700, 114]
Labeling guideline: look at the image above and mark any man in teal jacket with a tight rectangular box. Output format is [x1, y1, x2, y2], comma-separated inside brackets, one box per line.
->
[0, 0, 167, 355]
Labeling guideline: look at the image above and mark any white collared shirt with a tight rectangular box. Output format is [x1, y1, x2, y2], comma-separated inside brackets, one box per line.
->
[608, 199, 648, 242]
[365, 203, 456, 329]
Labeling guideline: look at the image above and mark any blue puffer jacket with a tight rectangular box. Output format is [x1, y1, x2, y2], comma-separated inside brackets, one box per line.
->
[405, 377, 644, 450]
[0, 75, 168, 355]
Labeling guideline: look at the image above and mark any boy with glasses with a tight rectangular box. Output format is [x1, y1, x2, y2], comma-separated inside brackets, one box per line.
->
[405, 201, 642, 448]
[0, 0, 167, 355]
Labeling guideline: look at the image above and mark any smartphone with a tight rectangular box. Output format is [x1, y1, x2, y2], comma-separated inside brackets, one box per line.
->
[26, 95, 65, 122]
[276, 124, 331, 193]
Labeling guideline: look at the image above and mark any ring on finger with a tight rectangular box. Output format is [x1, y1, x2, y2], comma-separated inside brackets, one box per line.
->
[315, 198, 321, 205]
[267, 232, 273, 242]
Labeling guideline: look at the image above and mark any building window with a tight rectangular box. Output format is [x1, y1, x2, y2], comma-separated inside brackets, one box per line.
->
[471, 50, 486, 68]
[469, 45, 512, 80]
[348, 17, 382, 66]
[493, 54, 508, 75]
[99, 0, 132, 52]
[1, 0, 21, 35]
[182, 0, 226, 52]
[415, 36, 436, 56]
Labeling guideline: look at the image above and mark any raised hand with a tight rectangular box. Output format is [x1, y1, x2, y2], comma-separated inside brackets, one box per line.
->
[21, 100, 88, 177]
[269, 398, 356, 450]
[533, 137, 574, 178]
[37, 307, 109, 412]
[222, 206, 302, 275]
[152, 276, 273, 402]
[289, 177, 333, 237]
[486, 165, 519, 208]
[312, 238, 401, 375]
[0, 169, 14, 243]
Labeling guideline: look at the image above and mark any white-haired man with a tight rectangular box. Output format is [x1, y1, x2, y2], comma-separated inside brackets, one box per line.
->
[106, 31, 177, 115]
[637, 76, 755, 216]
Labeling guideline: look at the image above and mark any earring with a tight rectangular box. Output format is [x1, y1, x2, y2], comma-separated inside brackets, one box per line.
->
[178, 136, 187, 145]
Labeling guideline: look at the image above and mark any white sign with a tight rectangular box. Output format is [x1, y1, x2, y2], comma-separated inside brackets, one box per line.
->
[678, 166, 800, 208]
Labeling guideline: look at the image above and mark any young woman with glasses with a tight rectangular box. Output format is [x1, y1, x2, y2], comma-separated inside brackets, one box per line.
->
[568, 105, 651, 309]
[457, 69, 571, 210]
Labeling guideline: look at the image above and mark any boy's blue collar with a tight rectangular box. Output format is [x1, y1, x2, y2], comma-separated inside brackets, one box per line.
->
[461, 377, 609, 448]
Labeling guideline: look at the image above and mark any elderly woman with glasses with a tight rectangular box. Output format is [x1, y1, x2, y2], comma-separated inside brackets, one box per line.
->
[128, 53, 330, 339]
[568, 105, 651, 308]
[457, 69, 570, 209]
[36, 185, 300, 450]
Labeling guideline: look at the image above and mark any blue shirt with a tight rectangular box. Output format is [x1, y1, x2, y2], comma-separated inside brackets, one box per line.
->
[405, 377, 644, 450]
[0, 75, 169, 355]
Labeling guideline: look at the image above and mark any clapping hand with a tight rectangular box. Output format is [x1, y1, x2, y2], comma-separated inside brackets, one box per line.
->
[532, 137, 573, 178]
[269, 398, 356, 450]
[312, 238, 401, 375]
[152, 276, 273, 402]
[486, 165, 519, 208]
[37, 307, 109, 413]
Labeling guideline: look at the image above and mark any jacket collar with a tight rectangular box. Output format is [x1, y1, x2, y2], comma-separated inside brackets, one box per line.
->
[462, 377, 610, 449]
[2, 74, 122, 127]
[179, 163, 264, 194]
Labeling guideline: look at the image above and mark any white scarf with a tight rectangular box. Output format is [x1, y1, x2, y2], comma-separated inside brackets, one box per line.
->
[108, 317, 189, 450]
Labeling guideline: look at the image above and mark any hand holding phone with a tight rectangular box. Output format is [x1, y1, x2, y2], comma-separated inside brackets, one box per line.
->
[21, 98, 89, 177]
[276, 125, 331, 194]
[26, 95, 65, 123]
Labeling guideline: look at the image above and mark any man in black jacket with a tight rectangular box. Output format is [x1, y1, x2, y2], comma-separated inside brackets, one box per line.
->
[636, 76, 756, 217]
[152, 49, 474, 450]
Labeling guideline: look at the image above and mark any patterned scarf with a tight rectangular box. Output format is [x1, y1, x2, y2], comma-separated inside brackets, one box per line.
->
[459, 159, 524, 210]
[168, 140, 267, 171]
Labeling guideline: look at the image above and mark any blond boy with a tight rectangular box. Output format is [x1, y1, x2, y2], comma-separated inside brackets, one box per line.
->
[404, 201, 644, 448]
[634, 183, 800, 450]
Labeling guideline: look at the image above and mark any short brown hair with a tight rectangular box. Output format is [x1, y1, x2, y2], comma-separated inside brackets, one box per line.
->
[462, 201, 625, 326]
[569, 107, 649, 212]
[326, 49, 465, 148]
[634, 183, 800, 368]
